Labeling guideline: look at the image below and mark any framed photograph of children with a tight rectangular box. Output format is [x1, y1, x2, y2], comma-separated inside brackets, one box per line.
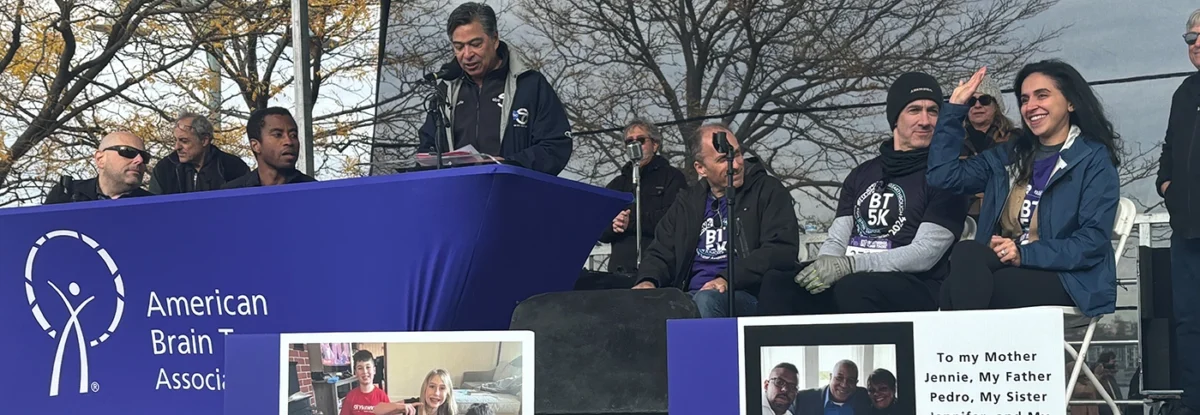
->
[279, 331, 534, 415]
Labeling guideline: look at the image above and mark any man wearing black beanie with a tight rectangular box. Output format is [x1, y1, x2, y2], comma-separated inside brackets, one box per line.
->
[757, 72, 968, 316]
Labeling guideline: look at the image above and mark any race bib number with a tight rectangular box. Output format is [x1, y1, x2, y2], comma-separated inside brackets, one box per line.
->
[1018, 232, 1033, 246]
[845, 236, 893, 256]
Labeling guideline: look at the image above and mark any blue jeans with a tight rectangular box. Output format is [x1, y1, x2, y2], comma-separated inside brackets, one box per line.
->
[1173, 233, 1200, 408]
[688, 289, 757, 318]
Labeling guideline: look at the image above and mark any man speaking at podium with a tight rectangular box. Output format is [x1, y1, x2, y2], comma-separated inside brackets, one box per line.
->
[417, 2, 573, 176]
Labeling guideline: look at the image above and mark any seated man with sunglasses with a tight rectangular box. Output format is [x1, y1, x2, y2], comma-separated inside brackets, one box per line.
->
[45, 131, 155, 204]
[578, 118, 687, 288]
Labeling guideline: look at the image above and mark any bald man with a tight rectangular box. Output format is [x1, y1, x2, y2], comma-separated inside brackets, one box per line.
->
[631, 121, 800, 318]
[44, 131, 155, 204]
[790, 360, 872, 415]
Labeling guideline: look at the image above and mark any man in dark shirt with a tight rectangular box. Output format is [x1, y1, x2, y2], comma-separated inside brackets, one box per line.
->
[757, 72, 967, 315]
[149, 112, 250, 194]
[576, 118, 688, 290]
[223, 107, 317, 189]
[598, 118, 688, 274]
[44, 131, 155, 204]
[632, 122, 800, 318]
[1158, 11, 1200, 415]
[790, 360, 872, 415]
[417, 2, 572, 176]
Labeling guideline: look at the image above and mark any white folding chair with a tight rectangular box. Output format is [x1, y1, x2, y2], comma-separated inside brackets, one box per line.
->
[1063, 197, 1136, 415]
[961, 216, 977, 241]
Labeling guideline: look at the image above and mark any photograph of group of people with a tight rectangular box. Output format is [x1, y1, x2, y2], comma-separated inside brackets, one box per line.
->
[759, 344, 911, 415]
[281, 332, 532, 415]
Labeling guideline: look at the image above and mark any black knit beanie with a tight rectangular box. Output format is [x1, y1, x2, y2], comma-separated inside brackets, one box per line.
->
[887, 72, 944, 129]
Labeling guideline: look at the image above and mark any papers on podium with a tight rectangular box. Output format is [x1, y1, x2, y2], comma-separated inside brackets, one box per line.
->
[416, 145, 499, 167]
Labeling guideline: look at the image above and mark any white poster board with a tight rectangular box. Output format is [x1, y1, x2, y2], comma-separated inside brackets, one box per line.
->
[740, 307, 1066, 415]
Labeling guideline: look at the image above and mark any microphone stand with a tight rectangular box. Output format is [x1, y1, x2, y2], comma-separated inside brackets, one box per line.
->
[631, 147, 643, 269]
[713, 131, 737, 318]
[424, 81, 448, 170]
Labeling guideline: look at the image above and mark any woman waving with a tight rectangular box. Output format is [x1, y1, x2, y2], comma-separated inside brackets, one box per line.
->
[926, 60, 1121, 317]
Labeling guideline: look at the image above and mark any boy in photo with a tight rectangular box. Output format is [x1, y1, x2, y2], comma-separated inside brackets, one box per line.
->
[340, 350, 404, 415]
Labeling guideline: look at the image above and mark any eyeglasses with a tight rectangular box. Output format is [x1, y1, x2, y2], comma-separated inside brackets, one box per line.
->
[103, 145, 152, 162]
[1185, 32, 1199, 46]
[625, 135, 649, 145]
[769, 378, 798, 391]
[967, 95, 994, 107]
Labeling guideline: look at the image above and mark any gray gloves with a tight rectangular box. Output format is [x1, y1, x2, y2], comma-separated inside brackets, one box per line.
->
[795, 255, 854, 294]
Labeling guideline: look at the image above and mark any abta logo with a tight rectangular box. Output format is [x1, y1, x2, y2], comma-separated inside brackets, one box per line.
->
[24, 230, 126, 397]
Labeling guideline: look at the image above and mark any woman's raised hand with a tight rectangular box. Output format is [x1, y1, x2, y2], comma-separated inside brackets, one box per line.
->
[950, 67, 988, 105]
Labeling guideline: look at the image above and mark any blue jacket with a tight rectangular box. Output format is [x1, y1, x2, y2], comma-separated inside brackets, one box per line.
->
[927, 103, 1119, 317]
[418, 42, 573, 176]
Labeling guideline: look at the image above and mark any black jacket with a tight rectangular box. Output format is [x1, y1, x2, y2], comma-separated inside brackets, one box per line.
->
[635, 158, 799, 291]
[149, 145, 250, 194]
[790, 386, 872, 415]
[418, 42, 573, 176]
[222, 168, 317, 189]
[44, 177, 155, 204]
[597, 155, 688, 274]
[1157, 72, 1200, 238]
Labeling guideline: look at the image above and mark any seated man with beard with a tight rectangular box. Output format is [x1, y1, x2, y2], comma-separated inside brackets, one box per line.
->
[763, 363, 800, 415]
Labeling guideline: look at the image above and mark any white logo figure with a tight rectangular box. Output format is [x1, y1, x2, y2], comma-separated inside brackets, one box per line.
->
[512, 108, 529, 126]
[25, 230, 125, 397]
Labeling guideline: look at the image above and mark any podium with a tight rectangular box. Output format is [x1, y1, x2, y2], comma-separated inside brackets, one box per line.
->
[0, 165, 630, 415]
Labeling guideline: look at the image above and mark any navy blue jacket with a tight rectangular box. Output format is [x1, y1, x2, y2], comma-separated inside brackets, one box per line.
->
[418, 42, 573, 176]
[927, 103, 1119, 317]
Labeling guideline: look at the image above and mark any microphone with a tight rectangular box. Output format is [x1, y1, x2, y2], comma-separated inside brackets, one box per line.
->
[423, 60, 464, 82]
[626, 141, 643, 164]
[711, 131, 732, 155]
[627, 140, 644, 269]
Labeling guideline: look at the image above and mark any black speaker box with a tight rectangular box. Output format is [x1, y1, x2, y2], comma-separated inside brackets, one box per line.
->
[510, 288, 699, 415]
[1138, 246, 1179, 390]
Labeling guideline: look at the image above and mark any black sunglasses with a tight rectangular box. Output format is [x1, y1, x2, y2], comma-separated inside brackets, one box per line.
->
[625, 135, 648, 145]
[103, 145, 152, 162]
[1185, 32, 1199, 46]
[967, 95, 995, 107]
